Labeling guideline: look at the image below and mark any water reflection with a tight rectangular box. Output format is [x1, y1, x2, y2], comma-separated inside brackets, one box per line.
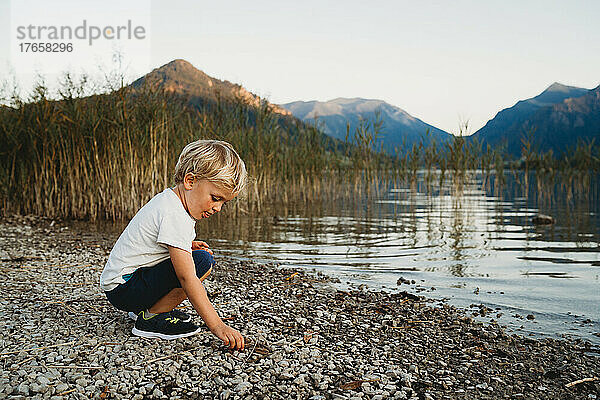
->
[194, 172, 599, 343]
[80, 172, 599, 342]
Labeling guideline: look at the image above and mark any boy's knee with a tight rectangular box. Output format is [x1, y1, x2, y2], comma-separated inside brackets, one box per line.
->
[192, 250, 215, 279]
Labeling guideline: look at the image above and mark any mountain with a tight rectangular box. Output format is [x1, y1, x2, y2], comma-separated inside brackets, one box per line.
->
[508, 85, 600, 154]
[281, 98, 452, 153]
[470, 83, 592, 155]
[131, 59, 291, 116]
[129, 59, 348, 153]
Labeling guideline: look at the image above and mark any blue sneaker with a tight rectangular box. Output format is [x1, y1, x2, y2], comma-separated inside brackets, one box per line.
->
[131, 311, 201, 340]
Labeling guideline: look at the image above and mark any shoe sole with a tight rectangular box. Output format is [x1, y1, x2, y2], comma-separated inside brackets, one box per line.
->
[127, 311, 191, 323]
[128, 312, 139, 321]
[131, 326, 202, 340]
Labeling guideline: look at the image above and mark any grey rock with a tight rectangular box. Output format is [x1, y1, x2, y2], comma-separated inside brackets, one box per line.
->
[17, 383, 30, 396]
[30, 382, 47, 393]
[219, 389, 232, 400]
[54, 383, 69, 393]
[75, 378, 88, 387]
[384, 384, 397, 393]
[36, 376, 50, 386]
[234, 382, 252, 394]
[394, 390, 408, 399]
[332, 394, 350, 400]
[214, 377, 226, 386]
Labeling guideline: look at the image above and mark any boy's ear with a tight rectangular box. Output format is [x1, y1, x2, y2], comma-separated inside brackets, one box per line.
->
[183, 173, 195, 190]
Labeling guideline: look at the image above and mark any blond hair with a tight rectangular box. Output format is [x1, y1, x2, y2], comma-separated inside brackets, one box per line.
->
[174, 140, 247, 194]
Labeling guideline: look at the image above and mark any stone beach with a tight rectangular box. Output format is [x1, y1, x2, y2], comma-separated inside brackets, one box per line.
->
[1, 215, 599, 399]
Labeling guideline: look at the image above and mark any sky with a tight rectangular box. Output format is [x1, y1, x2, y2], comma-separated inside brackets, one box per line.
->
[1, 0, 599, 134]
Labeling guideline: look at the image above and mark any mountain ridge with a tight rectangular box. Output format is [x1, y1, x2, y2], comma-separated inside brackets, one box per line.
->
[131, 59, 291, 116]
[281, 98, 452, 153]
[470, 82, 596, 155]
[132, 61, 598, 157]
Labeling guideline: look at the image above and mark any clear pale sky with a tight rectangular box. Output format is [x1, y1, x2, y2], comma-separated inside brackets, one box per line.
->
[1, 0, 599, 134]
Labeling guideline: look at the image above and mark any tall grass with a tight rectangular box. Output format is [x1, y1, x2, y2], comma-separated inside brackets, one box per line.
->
[0, 74, 598, 220]
[0, 74, 389, 219]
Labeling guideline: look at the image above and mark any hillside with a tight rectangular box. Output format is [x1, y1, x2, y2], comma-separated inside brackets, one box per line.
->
[470, 83, 592, 155]
[510, 85, 600, 154]
[131, 59, 291, 116]
[129, 59, 352, 151]
[281, 98, 452, 153]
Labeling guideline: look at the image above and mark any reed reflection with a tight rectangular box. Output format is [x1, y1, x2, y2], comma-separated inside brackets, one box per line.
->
[194, 171, 598, 281]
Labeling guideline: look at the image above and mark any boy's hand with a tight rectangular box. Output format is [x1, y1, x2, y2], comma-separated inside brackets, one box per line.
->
[192, 240, 213, 254]
[210, 323, 245, 350]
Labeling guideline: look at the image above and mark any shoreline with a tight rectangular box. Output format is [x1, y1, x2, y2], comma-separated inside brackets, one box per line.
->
[1, 216, 599, 399]
[306, 267, 600, 347]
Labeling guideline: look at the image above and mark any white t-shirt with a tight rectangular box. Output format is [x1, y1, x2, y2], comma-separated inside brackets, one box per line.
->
[100, 188, 196, 291]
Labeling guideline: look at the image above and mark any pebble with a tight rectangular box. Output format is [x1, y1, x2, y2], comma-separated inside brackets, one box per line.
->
[0, 217, 598, 400]
[17, 383, 29, 396]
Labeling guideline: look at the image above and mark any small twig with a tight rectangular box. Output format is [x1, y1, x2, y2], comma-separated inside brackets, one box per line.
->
[565, 376, 598, 388]
[87, 304, 102, 314]
[9, 356, 36, 369]
[277, 281, 300, 287]
[290, 336, 308, 346]
[285, 272, 299, 281]
[340, 378, 381, 390]
[44, 301, 78, 314]
[240, 336, 260, 369]
[45, 282, 89, 286]
[140, 343, 206, 365]
[407, 320, 434, 323]
[56, 388, 77, 396]
[46, 365, 104, 370]
[0, 340, 77, 356]
[58, 264, 92, 269]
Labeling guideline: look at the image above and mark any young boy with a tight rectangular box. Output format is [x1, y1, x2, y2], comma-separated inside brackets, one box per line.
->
[100, 140, 246, 350]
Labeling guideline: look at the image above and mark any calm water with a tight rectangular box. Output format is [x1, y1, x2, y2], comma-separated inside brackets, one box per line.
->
[88, 172, 600, 344]
[195, 172, 600, 344]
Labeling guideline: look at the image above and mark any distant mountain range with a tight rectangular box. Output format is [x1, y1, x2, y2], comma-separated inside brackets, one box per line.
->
[130, 59, 346, 147]
[132, 60, 598, 158]
[470, 82, 598, 155]
[281, 98, 452, 153]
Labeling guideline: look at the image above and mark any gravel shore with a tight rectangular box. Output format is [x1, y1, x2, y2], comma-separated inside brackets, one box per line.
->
[1, 216, 599, 400]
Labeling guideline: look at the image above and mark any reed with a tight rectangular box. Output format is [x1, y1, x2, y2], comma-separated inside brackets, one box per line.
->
[0, 75, 391, 220]
[0, 73, 597, 221]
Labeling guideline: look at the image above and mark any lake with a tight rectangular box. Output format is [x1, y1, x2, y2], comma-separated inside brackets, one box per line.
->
[87, 171, 599, 345]
[194, 171, 600, 344]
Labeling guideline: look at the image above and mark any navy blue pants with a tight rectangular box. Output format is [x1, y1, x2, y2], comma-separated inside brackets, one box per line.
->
[104, 250, 214, 313]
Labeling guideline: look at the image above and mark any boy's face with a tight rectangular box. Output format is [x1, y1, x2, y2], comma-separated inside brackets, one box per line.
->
[182, 175, 236, 220]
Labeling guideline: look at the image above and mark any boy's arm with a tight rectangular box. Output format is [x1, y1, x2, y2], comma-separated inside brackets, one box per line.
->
[168, 245, 244, 350]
